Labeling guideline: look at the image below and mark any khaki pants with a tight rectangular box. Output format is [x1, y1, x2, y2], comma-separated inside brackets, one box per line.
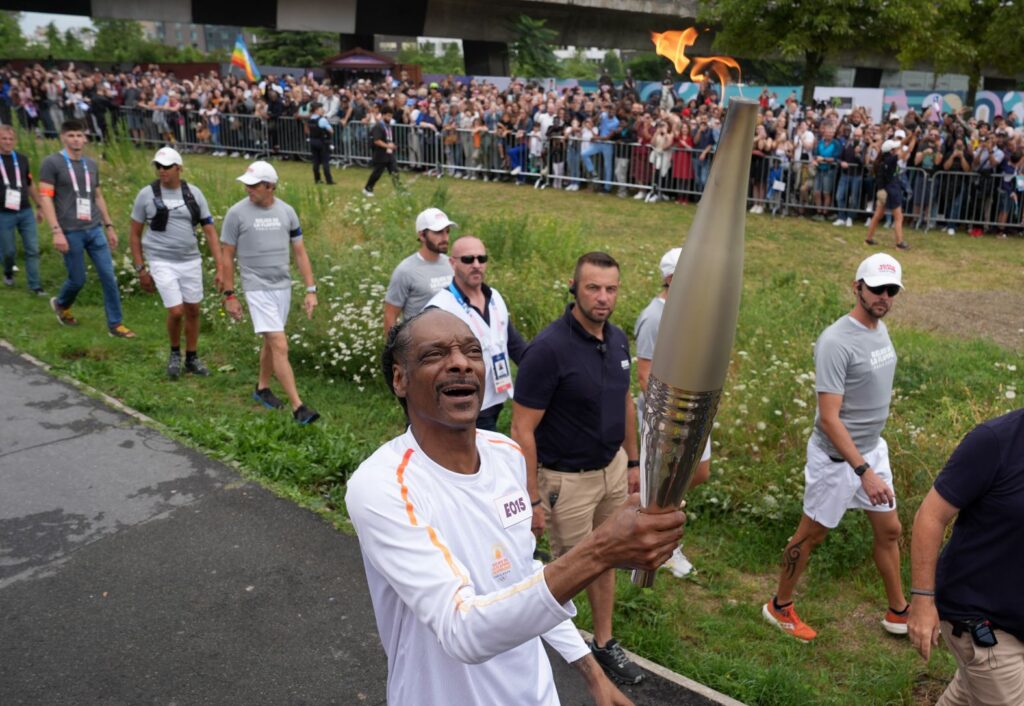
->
[538, 448, 627, 557]
[937, 621, 1024, 706]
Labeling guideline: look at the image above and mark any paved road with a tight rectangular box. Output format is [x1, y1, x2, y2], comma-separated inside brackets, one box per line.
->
[0, 344, 738, 706]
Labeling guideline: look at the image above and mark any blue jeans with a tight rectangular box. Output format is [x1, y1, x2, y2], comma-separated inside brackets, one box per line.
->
[0, 207, 41, 289]
[694, 156, 711, 193]
[582, 142, 614, 190]
[56, 225, 123, 327]
[836, 173, 863, 221]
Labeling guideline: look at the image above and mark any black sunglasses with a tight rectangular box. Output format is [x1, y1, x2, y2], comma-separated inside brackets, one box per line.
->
[154, 163, 176, 170]
[459, 255, 488, 264]
[863, 283, 900, 297]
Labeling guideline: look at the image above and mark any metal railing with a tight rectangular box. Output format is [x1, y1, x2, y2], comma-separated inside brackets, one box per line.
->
[101, 107, 1024, 234]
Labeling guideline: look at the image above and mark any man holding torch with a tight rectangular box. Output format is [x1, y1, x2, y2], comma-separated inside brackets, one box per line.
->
[764, 253, 908, 642]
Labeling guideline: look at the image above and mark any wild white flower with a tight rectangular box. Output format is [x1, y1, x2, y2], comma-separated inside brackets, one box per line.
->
[1007, 390, 1017, 400]
[756, 421, 766, 431]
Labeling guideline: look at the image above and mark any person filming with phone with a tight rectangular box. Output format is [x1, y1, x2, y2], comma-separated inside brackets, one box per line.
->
[908, 408, 1024, 705]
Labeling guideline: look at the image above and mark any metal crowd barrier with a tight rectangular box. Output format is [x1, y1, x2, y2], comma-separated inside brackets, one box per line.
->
[101, 108, 1023, 233]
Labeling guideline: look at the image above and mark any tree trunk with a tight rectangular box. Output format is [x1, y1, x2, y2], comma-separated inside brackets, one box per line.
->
[801, 50, 824, 105]
[965, 61, 981, 109]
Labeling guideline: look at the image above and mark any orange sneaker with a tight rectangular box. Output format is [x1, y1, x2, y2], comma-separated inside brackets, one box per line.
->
[763, 598, 817, 643]
[882, 607, 909, 635]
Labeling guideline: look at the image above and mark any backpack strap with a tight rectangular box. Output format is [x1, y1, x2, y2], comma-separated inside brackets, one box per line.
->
[179, 180, 202, 227]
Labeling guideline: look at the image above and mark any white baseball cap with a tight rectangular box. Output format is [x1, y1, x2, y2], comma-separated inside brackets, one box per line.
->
[893, 129, 907, 139]
[237, 160, 279, 185]
[415, 208, 457, 233]
[153, 146, 182, 167]
[659, 247, 682, 279]
[881, 139, 900, 153]
[856, 253, 904, 289]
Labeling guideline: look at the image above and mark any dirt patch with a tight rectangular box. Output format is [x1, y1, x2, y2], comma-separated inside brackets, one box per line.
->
[891, 290, 1024, 351]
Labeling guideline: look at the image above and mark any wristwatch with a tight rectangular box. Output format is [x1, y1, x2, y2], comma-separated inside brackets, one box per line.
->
[133, 263, 146, 273]
[853, 462, 870, 477]
[306, 285, 317, 293]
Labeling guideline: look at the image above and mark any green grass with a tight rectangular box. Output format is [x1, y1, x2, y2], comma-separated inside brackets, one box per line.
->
[3, 136, 1022, 705]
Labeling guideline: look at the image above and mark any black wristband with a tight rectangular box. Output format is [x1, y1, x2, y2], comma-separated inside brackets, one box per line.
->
[104, 223, 114, 228]
[853, 462, 870, 477]
[222, 289, 234, 298]
[627, 460, 640, 468]
[531, 498, 542, 508]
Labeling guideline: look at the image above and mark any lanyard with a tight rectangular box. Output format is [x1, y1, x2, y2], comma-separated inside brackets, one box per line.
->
[447, 283, 495, 348]
[0, 152, 21, 189]
[62, 150, 91, 197]
[383, 122, 392, 142]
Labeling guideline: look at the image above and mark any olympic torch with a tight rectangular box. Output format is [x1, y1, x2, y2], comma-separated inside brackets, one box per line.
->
[632, 99, 758, 587]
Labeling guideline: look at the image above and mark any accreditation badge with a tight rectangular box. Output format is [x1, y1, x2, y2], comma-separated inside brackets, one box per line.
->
[491, 351, 512, 394]
[4, 188, 20, 210]
[76, 197, 92, 221]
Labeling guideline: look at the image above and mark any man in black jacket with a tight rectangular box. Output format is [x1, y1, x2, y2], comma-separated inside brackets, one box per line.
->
[307, 102, 334, 186]
[363, 105, 399, 198]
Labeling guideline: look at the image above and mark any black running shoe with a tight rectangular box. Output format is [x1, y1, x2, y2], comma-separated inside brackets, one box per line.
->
[167, 351, 182, 380]
[590, 639, 644, 685]
[185, 357, 211, 376]
[252, 387, 285, 410]
[293, 404, 320, 425]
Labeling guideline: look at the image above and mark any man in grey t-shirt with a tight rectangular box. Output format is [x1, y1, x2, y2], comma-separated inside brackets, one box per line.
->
[764, 253, 907, 643]
[383, 207, 455, 335]
[129, 147, 224, 379]
[220, 161, 320, 425]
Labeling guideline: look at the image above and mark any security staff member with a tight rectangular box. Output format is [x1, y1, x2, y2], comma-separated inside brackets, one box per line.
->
[308, 102, 334, 186]
[511, 251, 644, 685]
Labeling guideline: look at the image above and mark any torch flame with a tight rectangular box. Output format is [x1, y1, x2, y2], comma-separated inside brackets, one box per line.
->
[650, 28, 741, 97]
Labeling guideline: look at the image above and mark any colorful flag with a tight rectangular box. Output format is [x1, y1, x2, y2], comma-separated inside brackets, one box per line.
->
[231, 34, 261, 82]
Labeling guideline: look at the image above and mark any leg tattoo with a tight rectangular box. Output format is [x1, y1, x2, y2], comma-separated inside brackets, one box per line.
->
[782, 535, 809, 579]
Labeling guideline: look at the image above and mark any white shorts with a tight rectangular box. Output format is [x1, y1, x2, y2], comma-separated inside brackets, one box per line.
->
[803, 437, 895, 529]
[149, 258, 203, 308]
[246, 289, 291, 333]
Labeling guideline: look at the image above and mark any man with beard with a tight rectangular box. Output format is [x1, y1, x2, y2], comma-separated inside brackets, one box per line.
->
[347, 308, 684, 705]
[764, 254, 907, 642]
[512, 252, 644, 684]
[383, 207, 455, 335]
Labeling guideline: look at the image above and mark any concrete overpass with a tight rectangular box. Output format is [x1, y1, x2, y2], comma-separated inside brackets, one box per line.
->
[7, 0, 704, 74]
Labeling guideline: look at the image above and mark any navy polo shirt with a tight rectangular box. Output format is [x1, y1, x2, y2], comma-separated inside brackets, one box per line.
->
[515, 304, 631, 470]
[934, 408, 1024, 641]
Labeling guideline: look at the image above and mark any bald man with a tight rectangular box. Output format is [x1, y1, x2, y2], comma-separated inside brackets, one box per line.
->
[426, 236, 527, 430]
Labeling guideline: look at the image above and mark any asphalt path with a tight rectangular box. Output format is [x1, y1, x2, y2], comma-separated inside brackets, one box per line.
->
[0, 344, 740, 706]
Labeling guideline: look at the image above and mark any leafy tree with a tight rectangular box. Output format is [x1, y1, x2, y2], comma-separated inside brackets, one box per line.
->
[397, 42, 464, 75]
[558, 48, 598, 80]
[509, 15, 559, 78]
[43, 21, 65, 57]
[250, 28, 335, 67]
[62, 28, 88, 59]
[602, 50, 624, 80]
[625, 52, 674, 82]
[91, 19, 150, 62]
[899, 0, 1024, 107]
[700, 0, 933, 103]
[0, 11, 26, 58]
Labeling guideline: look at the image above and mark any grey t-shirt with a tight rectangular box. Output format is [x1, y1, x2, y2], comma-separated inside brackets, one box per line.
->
[220, 197, 301, 291]
[130, 183, 212, 262]
[811, 315, 897, 457]
[634, 296, 664, 361]
[39, 152, 102, 233]
[385, 253, 453, 319]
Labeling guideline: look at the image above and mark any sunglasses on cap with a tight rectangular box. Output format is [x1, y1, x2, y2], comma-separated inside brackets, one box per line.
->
[863, 283, 900, 297]
[459, 254, 488, 264]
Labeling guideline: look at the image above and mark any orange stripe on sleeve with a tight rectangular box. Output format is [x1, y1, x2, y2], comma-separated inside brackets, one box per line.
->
[486, 438, 524, 456]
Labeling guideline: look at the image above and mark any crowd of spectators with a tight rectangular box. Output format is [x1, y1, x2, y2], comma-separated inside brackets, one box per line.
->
[3, 62, 1024, 235]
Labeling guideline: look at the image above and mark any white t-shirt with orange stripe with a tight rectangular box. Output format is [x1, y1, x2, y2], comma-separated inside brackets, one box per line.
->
[346, 428, 590, 705]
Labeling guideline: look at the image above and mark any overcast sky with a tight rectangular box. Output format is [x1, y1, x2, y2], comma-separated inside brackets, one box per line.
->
[20, 12, 94, 35]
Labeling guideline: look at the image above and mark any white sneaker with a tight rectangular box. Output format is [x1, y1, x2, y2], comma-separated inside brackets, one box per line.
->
[755, 205, 764, 214]
[865, 218, 872, 226]
[362, 189, 374, 197]
[832, 218, 845, 226]
[661, 547, 694, 578]
[749, 204, 758, 213]
[947, 227, 955, 236]
[510, 166, 522, 176]
[634, 191, 646, 200]
[845, 217, 853, 227]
